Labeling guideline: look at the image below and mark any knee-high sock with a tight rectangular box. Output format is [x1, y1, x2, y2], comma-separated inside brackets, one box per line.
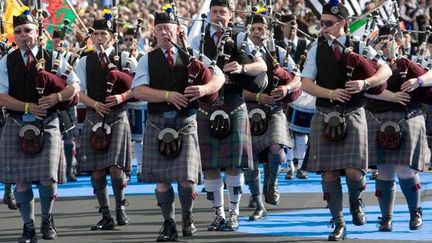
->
[322, 179, 344, 224]
[15, 189, 34, 224]
[38, 184, 57, 220]
[204, 177, 225, 217]
[91, 176, 109, 208]
[134, 142, 143, 173]
[155, 187, 175, 221]
[225, 174, 244, 215]
[244, 169, 261, 196]
[268, 149, 285, 175]
[178, 183, 197, 216]
[293, 134, 308, 168]
[399, 174, 421, 211]
[346, 176, 366, 205]
[64, 143, 75, 168]
[111, 174, 127, 208]
[375, 179, 396, 217]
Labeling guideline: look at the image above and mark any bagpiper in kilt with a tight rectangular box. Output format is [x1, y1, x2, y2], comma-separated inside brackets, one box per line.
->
[74, 16, 136, 231]
[0, 8, 80, 242]
[365, 24, 430, 232]
[132, 11, 224, 242]
[276, 13, 311, 180]
[301, 2, 392, 241]
[52, 30, 79, 182]
[242, 13, 298, 221]
[190, 0, 268, 232]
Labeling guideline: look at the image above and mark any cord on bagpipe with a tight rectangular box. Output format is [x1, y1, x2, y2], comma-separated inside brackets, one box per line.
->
[31, 3, 78, 110]
[122, 18, 144, 75]
[330, 35, 387, 95]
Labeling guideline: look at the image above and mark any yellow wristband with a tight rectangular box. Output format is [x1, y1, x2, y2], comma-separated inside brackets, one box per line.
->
[391, 93, 397, 103]
[165, 91, 171, 103]
[256, 93, 261, 103]
[328, 90, 334, 102]
[24, 103, 29, 114]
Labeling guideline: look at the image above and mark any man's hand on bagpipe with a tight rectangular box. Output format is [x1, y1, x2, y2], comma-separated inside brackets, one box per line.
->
[38, 93, 60, 109]
[166, 91, 189, 110]
[331, 88, 352, 103]
[28, 103, 47, 118]
[270, 85, 288, 101]
[105, 94, 125, 107]
[258, 93, 276, 105]
[392, 91, 411, 105]
[94, 102, 111, 117]
[345, 80, 365, 94]
[184, 85, 209, 102]
[223, 61, 242, 74]
[401, 78, 421, 93]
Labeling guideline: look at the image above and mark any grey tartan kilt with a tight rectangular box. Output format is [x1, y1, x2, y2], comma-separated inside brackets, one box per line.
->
[422, 104, 432, 136]
[0, 115, 66, 184]
[366, 110, 430, 171]
[197, 101, 254, 171]
[306, 106, 368, 173]
[77, 105, 132, 173]
[246, 102, 293, 158]
[140, 113, 201, 183]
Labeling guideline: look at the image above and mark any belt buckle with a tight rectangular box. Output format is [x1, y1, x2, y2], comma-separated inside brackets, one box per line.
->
[163, 111, 177, 119]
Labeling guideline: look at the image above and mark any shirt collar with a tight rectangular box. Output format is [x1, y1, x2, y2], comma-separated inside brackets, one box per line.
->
[20, 45, 39, 59]
[97, 46, 114, 57]
[161, 46, 178, 56]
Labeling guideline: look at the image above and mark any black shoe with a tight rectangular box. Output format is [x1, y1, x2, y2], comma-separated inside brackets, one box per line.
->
[40, 214, 57, 240]
[3, 193, 17, 210]
[221, 211, 239, 231]
[296, 169, 308, 179]
[116, 199, 130, 226]
[350, 198, 366, 226]
[207, 215, 225, 231]
[249, 205, 267, 221]
[247, 196, 256, 208]
[19, 221, 37, 243]
[377, 216, 392, 232]
[409, 208, 423, 230]
[328, 220, 347, 241]
[285, 170, 294, 180]
[182, 212, 197, 237]
[264, 185, 280, 205]
[248, 195, 267, 220]
[157, 219, 178, 242]
[91, 207, 115, 230]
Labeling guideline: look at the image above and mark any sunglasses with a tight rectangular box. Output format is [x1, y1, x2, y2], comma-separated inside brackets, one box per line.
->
[320, 20, 340, 28]
[13, 28, 34, 35]
[124, 37, 134, 41]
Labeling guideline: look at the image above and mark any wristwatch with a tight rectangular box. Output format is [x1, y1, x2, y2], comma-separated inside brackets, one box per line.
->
[57, 92, 63, 102]
[362, 80, 370, 91]
[241, 64, 247, 74]
[417, 78, 424, 87]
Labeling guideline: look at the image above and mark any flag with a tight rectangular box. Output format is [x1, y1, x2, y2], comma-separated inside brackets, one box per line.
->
[42, 0, 77, 35]
[3, 0, 24, 44]
[187, 0, 211, 46]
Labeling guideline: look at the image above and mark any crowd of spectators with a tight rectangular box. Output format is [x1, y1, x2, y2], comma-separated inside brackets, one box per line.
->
[22, 0, 431, 56]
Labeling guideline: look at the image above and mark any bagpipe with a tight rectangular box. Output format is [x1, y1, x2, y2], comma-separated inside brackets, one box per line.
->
[35, 18, 78, 111]
[19, 6, 50, 155]
[247, 3, 302, 136]
[123, 18, 144, 75]
[322, 36, 386, 141]
[89, 43, 133, 151]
